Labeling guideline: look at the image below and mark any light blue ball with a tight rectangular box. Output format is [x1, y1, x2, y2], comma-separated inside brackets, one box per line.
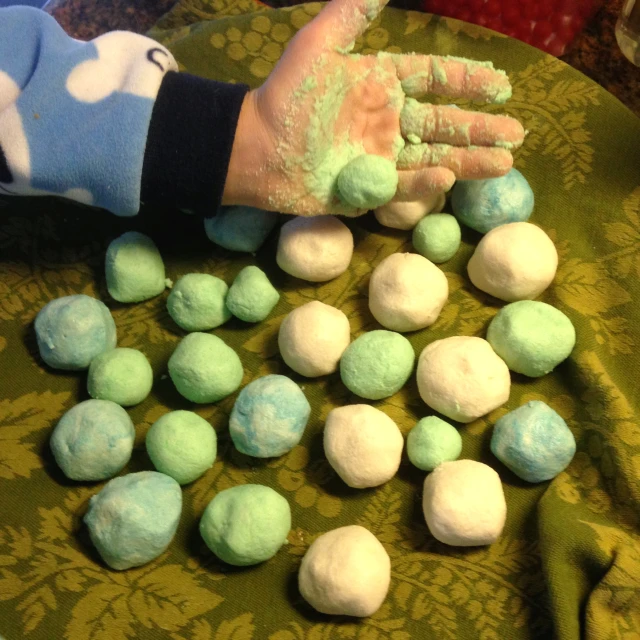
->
[204, 206, 279, 253]
[452, 168, 534, 234]
[491, 400, 576, 483]
[230, 375, 311, 458]
[84, 471, 182, 570]
[51, 399, 135, 481]
[35, 295, 117, 370]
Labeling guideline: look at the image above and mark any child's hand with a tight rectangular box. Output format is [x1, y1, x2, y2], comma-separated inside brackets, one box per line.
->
[223, 0, 525, 216]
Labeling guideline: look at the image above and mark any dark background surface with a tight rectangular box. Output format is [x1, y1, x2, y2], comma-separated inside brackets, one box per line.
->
[37, 0, 640, 117]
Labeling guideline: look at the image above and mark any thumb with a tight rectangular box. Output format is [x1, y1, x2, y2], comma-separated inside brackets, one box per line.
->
[301, 0, 390, 53]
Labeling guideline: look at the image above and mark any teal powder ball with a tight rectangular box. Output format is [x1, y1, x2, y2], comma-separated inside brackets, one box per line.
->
[167, 273, 231, 331]
[487, 301, 576, 377]
[491, 401, 576, 483]
[105, 231, 166, 302]
[340, 330, 415, 400]
[168, 333, 243, 403]
[204, 206, 279, 253]
[226, 266, 280, 323]
[412, 214, 462, 263]
[451, 168, 534, 234]
[50, 399, 135, 481]
[199, 484, 291, 566]
[230, 375, 311, 457]
[406, 416, 462, 471]
[337, 154, 398, 209]
[35, 294, 117, 370]
[87, 348, 153, 406]
[84, 471, 182, 570]
[146, 410, 217, 485]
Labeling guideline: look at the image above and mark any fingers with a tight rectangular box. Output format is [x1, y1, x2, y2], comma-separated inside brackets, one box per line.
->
[400, 98, 525, 149]
[392, 54, 512, 104]
[304, 0, 390, 52]
[398, 143, 513, 180]
[395, 167, 456, 201]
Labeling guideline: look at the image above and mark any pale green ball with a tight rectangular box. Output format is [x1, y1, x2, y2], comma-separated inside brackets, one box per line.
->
[340, 330, 414, 400]
[199, 484, 291, 566]
[168, 333, 243, 403]
[337, 155, 398, 209]
[226, 266, 280, 323]
[167, 273, 231, 332]
[412, 214, 462, 263]
[487, 301, 576, 377]
[146, 410, 217, 484]
[406, 417, 462, 471]
[204, 206, 279, 253]
[105, 232, 166, 303]
[88, 348, 153, 406]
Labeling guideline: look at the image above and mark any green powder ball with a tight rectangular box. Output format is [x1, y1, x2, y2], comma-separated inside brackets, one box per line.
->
[146, 410, 217, 485]
[168, 333, 243, 403]
[412, 214, 462, 264]
[87, 348, 153, 406]
[337, 154, 398, 209]
[204, 206, 279, 253]
[406, 416, 462, 472]
[226, 266, 280, 323]
[167, 273, 231, 332]
[487, 300, 576, 377]
[105, 231, 166, 303]
[340, 330, 415, 400]
[199, 484, 291, 566]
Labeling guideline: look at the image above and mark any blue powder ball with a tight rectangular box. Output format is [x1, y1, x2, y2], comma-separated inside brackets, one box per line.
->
[452, 168, 534, 234]
[84, 471, 182, 570]
[35, 295, 117, 370]
[204, 206, 279, 253]
[491, 400, 576, 483]
[50, 399, 135, 481]
[230, 375, 311, 458]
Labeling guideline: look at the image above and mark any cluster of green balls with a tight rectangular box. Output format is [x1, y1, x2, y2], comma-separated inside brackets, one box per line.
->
[42, 227, 295, 571]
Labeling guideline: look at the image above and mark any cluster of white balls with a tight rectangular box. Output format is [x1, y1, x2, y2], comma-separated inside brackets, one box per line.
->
[272, 169, 577, 617]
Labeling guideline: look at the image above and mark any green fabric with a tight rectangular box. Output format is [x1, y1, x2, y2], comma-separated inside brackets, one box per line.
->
[1, 3, 640, 639]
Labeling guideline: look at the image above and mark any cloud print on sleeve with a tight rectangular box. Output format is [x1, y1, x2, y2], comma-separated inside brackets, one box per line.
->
[0, 7, 178, 215]
[66, 32, 177, 103]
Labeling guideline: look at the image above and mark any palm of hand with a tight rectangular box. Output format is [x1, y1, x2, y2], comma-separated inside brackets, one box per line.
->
[241, 0, 525, 216]
[254, 48, 404, 215]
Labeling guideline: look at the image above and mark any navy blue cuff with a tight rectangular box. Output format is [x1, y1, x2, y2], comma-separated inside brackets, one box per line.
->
[141, 71, 249, 215]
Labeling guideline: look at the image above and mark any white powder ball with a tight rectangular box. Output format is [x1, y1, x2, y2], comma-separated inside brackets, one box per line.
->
[417, 336, 510, 423]
[422, 459, 507, 546]
[276, 216, 354, 282]
[278, 301, 351, 377]
[369, 253, 448, 332]
[374, 193, 446, 230]
[298, 525, 391, 616]
[324, 405, 403, 488]
[467, 222, 558, 302]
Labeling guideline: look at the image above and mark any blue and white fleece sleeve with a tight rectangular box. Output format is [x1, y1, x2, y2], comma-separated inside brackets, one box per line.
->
[0, 7, 249, 216]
